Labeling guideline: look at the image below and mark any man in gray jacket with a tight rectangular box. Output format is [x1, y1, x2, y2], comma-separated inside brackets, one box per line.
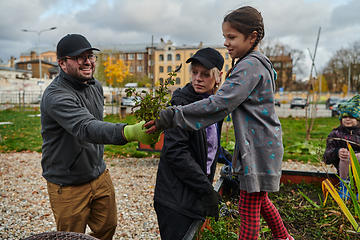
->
[40, 34, 158, 240]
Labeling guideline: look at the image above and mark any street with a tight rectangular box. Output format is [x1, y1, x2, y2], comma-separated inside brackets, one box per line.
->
[0, 103, 334, 118]
[105, 103, 333, 118]
[274, 103, 332, 118]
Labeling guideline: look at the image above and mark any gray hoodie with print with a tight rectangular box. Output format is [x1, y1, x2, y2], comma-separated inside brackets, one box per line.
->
[157, 51, 283, 193]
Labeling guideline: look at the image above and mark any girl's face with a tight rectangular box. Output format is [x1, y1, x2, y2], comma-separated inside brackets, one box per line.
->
[222, 22, 257, 59]
[341, 116, 359, 127]
[190, 63, 217, 94]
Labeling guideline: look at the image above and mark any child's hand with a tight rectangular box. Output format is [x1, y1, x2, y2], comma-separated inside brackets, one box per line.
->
[339, 148, 350, 161]
[144, 120, 157, 134]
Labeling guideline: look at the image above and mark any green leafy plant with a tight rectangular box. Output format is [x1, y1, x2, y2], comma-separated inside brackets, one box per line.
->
[197, 217, 237, 240]
[284, 140, 321, 156]
[125, 64, 182, 122]
[322, 142, 360, 235]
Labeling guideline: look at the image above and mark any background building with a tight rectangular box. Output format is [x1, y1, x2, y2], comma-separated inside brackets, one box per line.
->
[153, 39, 232, 93]
[20, 47, 57, 63]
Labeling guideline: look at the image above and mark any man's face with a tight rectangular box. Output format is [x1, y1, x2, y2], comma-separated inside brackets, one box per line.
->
[58, 50, 96, 82]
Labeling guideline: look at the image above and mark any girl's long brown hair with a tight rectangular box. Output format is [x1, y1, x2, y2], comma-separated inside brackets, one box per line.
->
[224, 6, 265, 79]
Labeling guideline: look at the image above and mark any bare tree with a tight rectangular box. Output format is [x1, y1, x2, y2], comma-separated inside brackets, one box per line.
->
[259, 38, 305, 91]
[323, 40, 360, 93]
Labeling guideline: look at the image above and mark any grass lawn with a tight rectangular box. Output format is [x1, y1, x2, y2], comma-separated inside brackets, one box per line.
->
[0, 109, 159, 158]
[221, 116, 340, 164]
[0, 110, 340, 162]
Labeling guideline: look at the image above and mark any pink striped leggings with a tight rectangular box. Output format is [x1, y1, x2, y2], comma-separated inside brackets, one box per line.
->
[238, 189, 289, 240]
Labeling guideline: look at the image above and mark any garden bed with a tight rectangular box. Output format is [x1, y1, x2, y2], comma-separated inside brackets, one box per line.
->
[193, 173, 355, 240]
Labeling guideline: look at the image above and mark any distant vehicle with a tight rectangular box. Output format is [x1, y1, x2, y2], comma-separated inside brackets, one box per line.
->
[275, 99, 281, 107]
[120, 96, 140, 107]
[331, 98, 350, 117]
[325, 97, 340, 109]
[290, 97, 308, 109]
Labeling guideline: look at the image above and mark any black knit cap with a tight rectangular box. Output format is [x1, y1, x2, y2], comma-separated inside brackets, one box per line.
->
[186, 47, 224, 71]
[56, 34, 100, 58]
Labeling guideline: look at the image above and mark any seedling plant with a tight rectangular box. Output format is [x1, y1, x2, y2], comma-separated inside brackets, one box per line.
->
[125, 64, 182, 123]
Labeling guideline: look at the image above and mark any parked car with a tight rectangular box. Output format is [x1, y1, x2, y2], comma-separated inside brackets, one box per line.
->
[120, 96, 140, 107]
[331, 98, 350, 116]
[325, 97, 340, 109]
[290, 97, 308, 109]
[275, 99, 281, 107]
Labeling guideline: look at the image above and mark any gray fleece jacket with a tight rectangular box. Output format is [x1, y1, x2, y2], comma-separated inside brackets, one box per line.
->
[40, 70, 127, 186]
[157, 51, 283, 193]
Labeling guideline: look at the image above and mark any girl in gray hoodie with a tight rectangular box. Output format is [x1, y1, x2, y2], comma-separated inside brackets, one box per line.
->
[145, 6, 293, 240]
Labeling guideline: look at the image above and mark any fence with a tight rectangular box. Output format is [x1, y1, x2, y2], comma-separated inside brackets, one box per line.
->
[0, 91, 42, 111]
[1, 89, 357, 113]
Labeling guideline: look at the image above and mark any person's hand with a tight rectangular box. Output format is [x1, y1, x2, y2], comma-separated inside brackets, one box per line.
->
[339, 148, 350, 161]
[144, 120, 158, 134]
[123, 121, 161, 145]
[199, 190, 221, 221]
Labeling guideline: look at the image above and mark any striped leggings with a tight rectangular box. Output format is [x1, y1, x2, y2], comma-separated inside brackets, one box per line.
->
[238, 189, 289, 240]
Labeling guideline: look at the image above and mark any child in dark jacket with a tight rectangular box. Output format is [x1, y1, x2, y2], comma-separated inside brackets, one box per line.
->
[323, 94, 360, 199]
[154, 48, 232, 240]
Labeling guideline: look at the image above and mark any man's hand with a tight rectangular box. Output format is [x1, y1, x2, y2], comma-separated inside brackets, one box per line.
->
[123, 121, 161, 145]
[199, 190, 221, 221]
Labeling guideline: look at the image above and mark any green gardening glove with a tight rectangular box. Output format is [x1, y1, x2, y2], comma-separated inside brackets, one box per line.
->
[123, 121, 161, 145]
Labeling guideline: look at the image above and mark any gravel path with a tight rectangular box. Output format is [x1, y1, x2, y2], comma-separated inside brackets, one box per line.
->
[0, 152, 337, 239]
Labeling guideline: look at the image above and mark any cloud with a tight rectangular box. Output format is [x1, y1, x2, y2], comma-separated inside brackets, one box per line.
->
[0, 0, 359, 80]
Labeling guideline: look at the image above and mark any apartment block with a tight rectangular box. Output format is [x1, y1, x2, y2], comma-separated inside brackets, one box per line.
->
[153, 39, 233, 93]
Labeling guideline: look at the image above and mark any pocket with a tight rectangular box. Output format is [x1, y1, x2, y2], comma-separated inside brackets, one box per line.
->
[103, 169, 115, 193]
[68, 148, 83, 170]
[47, 181, 71, 202]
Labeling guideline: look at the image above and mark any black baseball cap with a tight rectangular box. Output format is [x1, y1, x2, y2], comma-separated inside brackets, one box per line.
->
[186, 47, 224, 71]
[56, 34, 100, 58]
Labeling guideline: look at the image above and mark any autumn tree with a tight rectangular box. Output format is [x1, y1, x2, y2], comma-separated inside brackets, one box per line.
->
[259, 38, 305, 91]
[103, 57, 131, 88]
[312, 75, 329, 92]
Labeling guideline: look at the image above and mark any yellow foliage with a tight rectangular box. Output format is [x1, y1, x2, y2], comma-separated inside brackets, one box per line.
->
[313, 75, 329, 92]
[103, 57, 131, 86]
[342, 84, 348, 94]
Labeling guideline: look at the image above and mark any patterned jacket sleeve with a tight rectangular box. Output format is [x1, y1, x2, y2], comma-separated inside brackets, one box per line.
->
[323, 130, 340, 166]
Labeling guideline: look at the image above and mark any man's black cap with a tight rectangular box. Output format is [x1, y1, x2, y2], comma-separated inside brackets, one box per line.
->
[186, 47, 224, 71]
[56, 34, 100, 58]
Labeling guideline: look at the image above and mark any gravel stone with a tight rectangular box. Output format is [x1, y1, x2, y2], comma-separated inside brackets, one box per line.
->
[0, 152, 337, 239]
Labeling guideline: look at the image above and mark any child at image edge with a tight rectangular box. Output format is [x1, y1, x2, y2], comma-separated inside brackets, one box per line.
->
[145, 6, 293, 240]
[323, 95, 360, 200]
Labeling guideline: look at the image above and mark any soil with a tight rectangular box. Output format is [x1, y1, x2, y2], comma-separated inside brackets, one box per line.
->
[220, 181, 356, 240]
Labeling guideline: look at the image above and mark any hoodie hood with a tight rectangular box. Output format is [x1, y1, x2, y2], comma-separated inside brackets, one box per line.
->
[248, 51, 277, 82]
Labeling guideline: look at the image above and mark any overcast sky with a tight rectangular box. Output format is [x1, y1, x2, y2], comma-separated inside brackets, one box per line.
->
[1, 0, 359, 79]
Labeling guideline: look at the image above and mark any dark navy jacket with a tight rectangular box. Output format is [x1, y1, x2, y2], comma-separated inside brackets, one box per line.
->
[154, 83, 231, 220]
